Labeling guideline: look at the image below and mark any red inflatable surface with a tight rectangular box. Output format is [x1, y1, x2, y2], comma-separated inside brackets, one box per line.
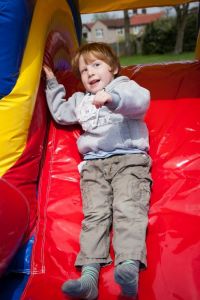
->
[0, 179, 29, 275]
[2, 81, 48, 240]
[16, 61, 200, 299]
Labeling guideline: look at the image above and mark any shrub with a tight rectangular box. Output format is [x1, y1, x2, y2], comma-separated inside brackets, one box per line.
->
[183, 13, 198, 52]
[142, 18, 176, 54]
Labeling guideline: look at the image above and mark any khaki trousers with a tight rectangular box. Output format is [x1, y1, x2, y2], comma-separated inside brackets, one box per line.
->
[75, 153, 152, 267]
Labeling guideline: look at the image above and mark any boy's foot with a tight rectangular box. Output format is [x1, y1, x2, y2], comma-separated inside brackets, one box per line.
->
[114, 260, 139, 297]
[62, 263, 100, 300]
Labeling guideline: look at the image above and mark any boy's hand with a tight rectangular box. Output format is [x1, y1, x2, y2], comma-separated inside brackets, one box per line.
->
[92, 90, 112, 109]
[43, 64, 55, 80]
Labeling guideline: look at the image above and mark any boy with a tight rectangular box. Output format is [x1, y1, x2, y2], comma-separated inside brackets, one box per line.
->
[43, 42, 152, 299]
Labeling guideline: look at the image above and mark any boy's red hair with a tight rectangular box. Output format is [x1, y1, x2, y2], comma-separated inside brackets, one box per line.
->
[71, 42, 121, 78]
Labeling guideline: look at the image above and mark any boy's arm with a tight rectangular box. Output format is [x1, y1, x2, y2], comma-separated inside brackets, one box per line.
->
[43, 66, 79, 125]
[92, 89, 112, 108]
[106, 79, 150, 118]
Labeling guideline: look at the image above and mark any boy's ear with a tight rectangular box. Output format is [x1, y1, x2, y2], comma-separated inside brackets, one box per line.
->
[113, 67, 119, 75]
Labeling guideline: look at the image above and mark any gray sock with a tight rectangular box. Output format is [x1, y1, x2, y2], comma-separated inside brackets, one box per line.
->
[62, 263, 100, 300]
[114, 259, 140, 297]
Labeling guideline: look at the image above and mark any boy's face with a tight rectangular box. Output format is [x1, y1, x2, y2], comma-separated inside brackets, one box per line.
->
[79, 54, 118, 94]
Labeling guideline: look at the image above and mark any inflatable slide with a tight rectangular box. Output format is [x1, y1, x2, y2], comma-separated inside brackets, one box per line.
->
[0, 0, 200, 299]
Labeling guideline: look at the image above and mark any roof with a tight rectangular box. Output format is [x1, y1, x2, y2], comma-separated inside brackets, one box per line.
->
[82, 22, 93, 30]
[82, 11, 165, 30]
[97, 18, 125, 28]
[130, 11, 165, 25]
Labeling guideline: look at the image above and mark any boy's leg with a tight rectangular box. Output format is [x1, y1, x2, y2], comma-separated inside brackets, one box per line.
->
[62, 159, 113, 299]
[112, 153, 152, 266]
[75, 159, 113, 266]
[111, 154, 152, 296]
[114, 259, 139, 297]
[62, 263, 100, 300]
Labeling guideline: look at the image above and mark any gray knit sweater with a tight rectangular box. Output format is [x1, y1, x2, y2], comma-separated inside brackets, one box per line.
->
[45, 76, 150, 155]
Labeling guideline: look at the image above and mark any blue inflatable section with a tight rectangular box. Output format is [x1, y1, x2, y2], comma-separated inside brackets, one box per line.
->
[0, 0, 34, 99]
[0, 273, 29, 300]
[8, 236, 35, 274]
[0, 237, 34, 300]
[67, 0, 82, 43]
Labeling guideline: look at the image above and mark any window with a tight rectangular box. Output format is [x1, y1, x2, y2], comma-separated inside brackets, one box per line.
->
[95, 28, 104, 38]
[82, 27, 89, 40]
[133, 26, 140, 35]
[117, 28, 123, 36]
[83, 32, 88, 39]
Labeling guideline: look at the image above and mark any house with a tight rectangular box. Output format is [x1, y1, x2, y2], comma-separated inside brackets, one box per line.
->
[130, 11, 165, 36]
[82, 11, 165, 43]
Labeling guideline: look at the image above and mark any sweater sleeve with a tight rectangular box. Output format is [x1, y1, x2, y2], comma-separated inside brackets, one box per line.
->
[106, 79, 150, 118]
[45, 77, 81, 125]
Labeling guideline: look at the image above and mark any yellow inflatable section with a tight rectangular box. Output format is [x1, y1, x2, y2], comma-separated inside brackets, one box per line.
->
[0, 0, 78, 177]
[79, 0, 197, 13]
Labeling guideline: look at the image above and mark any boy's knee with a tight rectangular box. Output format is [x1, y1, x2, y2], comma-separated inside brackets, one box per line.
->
[84, 210, 112, 226]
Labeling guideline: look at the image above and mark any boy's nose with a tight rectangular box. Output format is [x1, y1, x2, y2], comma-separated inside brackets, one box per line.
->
[87, 66, 94, 77]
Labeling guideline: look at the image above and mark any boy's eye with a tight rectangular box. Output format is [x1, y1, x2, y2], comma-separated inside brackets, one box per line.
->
[81, 68, 87, 74]
[94, 62, 100, 67]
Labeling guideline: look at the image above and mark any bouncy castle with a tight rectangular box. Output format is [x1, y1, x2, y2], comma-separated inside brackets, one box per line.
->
[0, 0, 200, 299]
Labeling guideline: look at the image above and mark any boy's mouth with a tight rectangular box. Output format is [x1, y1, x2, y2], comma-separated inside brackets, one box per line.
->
[89, 79, 100, 85]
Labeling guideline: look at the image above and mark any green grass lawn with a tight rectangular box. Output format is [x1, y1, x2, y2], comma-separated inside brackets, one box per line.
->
[119, 52, 196, 66]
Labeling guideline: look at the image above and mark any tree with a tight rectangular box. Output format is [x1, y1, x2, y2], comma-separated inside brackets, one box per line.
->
[173, 3, 189, 54]
[92, 12, 118, 21]
[123, 10, 132, 56]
